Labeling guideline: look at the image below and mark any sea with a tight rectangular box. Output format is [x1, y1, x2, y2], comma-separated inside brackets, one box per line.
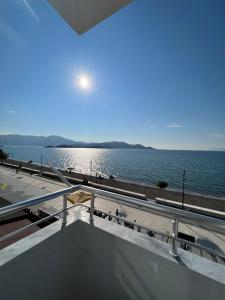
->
[1, 146, 225, 198]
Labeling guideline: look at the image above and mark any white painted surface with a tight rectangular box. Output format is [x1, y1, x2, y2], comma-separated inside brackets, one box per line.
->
[48, 0, 133, 34]
[0, 213, 225, 300]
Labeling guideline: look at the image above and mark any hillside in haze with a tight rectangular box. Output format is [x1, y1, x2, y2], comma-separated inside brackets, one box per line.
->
[0, 134, 75, 146]
[0, 134, 154, 149]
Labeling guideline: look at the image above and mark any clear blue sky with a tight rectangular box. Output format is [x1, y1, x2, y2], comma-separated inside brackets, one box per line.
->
[0, 0, 225, 150]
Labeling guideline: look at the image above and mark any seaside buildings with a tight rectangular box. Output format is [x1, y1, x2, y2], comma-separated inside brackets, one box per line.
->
[0, 1, 225, 299]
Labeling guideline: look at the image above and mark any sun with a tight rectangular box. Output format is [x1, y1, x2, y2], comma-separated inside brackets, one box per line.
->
[77, 75, 91, 90]
[79, 77, 89, 88]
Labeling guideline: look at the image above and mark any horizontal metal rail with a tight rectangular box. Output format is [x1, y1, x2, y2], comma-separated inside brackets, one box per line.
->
[0, 185, 80, 218]
[79, 204, 225, 262]
[0, 203, 80, 243]
[0, 184, 225, 233]
[80, 185, 225, 234]
[0, 180, 225, 261]
[1, 197, 224, 264]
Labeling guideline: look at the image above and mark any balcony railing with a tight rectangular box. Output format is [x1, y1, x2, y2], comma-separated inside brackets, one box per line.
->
[0, 168, 225, 264]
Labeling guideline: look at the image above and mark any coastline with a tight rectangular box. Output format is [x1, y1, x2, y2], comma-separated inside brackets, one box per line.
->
[1, 158, 225, 213]
[2, 146, 225, 198]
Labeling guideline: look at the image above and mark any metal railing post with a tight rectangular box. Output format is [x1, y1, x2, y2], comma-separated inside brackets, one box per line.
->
[90, 193, 95, 224]
[61, 194, 68, 229]
[170, 218, 178, 257]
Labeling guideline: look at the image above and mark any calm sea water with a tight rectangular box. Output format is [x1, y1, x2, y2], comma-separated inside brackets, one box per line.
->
[1, 146, 225, 198]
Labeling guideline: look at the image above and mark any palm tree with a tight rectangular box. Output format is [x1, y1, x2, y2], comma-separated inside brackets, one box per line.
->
[156, 181, 168, 189]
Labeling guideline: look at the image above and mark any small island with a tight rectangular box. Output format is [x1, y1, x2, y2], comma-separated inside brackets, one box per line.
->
[45, 141, 155, 150]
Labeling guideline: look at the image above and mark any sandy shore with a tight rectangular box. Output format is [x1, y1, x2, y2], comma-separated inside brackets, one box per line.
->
[1, 159, 225, 213]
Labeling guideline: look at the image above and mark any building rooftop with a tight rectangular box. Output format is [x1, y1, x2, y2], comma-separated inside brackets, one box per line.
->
[0, 197, 40, 250]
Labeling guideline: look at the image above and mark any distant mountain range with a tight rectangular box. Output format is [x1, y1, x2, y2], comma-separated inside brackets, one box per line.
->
[0, 134, 154, 149]
[0, 134, 75, 146]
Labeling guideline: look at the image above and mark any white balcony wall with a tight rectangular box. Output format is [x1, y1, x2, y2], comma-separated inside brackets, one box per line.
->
[0, 219, 225, 300]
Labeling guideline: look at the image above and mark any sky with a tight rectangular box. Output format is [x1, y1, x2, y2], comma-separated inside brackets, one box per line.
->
[0, 0, 225, 150]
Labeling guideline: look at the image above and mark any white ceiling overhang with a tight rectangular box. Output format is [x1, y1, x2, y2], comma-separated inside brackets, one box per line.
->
[48, 0, 133, 35]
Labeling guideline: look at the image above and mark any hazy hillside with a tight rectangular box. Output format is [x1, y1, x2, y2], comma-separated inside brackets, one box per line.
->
[0, 134, 154, 149]
[0, 134, 75, 146]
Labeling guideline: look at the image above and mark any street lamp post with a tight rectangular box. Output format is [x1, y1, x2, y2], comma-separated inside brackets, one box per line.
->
[90, 160, 93, 178]
[182, 169, 186, 209]
[40, 154, 43, 175]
